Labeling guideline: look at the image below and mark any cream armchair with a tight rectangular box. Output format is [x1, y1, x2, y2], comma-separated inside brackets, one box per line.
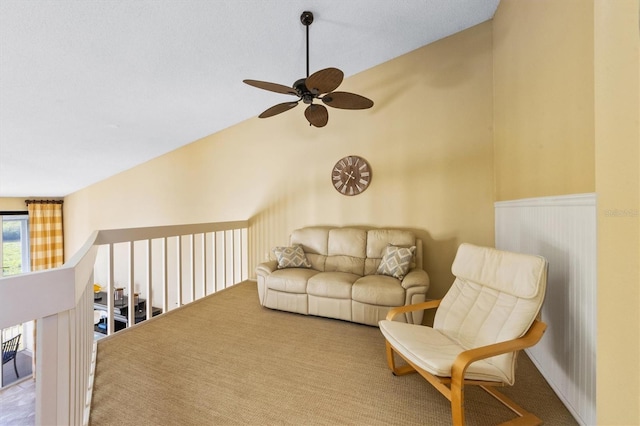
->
[379, 243, 548, 425]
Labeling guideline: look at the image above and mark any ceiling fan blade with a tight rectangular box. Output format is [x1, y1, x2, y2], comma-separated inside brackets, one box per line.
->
[321, 91, 374, 110]
[243, 79, 298, 96]
[258, 101, 299, 118]
[304, 104, 328, 127]
[305, 68, 344, 95]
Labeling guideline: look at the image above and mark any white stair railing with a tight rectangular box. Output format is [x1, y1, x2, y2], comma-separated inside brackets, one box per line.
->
[0, 220, 249, 425]
[94, 222, 248, 336]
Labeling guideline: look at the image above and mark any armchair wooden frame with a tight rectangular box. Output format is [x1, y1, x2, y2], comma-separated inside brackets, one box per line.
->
[384, 300, 547, 426]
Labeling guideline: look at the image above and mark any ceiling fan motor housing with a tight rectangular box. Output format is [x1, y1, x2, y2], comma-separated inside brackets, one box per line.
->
[294, 78, 316, 104]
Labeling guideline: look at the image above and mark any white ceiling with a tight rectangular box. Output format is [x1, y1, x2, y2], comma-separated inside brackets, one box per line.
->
[0, 0, 499, 197]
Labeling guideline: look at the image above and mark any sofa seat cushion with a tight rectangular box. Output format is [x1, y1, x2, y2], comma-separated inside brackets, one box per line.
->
[352, 275, 405, 306]
[307, 272, 358, 299]
[379, 320, 509, 383]
[267, 268, 319, 294]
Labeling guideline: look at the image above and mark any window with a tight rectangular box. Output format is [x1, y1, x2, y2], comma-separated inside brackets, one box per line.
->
[1, 212, 30, 277]
[1, 212, 33, 387]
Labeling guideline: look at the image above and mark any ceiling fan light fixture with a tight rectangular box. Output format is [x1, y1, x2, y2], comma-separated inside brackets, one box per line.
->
[242, 10, 374, 127]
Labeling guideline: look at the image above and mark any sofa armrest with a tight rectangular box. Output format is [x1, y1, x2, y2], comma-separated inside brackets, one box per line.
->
[400, 269, 429, 290]
[256, 260, 278, 277]
[255, 260, 278, 306]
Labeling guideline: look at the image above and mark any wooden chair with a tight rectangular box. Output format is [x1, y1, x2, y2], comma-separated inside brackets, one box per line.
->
[379, 243, 548, 426]
[2, 334, 21, 378]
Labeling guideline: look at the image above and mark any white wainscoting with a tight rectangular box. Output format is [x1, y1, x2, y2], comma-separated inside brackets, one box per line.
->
[495, 193, 596, 426]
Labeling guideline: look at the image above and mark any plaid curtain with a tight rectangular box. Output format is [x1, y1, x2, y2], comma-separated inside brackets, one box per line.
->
[26, 200, 64, 271]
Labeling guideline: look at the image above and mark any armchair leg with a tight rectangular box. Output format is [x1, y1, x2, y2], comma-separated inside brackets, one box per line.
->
[13, 357, 19, 378]
[385, 341, 416, 376]
[480, 386, 542, 426]
[451, 381, 465, 425]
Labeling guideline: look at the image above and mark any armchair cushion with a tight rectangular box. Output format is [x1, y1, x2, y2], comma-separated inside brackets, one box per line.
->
[379, 320, 511, 383]
[435, 244, 547, 359]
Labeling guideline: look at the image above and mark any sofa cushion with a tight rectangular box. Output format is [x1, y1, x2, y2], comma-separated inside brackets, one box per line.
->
[327, 228, 367, 257]
[325, 228, 367, 275]
[266, 268, 318, 293]
[324, 255, 365, 276]
[352, 275, 406, 306]
[308, 272, 358, 299]
[273, 244, 312, 269]
[366, 230, 416, 258]
[365, 230, 417, 274]
[376, 245, 416, 280]
[291, 227, 330, 255]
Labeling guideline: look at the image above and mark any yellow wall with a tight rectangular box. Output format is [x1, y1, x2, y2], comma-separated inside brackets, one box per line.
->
[0, 198, 28, 211]
[64, 22, 495, 302]
[494, 0, 639, 424]
[21, 1, 640, 422]
[593, 0, 639, 424]
[493, 0, 595, 200]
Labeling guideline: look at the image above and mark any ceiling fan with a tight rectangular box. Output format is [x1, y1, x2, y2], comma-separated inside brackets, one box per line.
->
[243, 11, 374, 128]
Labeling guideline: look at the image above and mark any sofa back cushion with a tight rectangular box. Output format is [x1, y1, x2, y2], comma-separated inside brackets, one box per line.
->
[325, 228, 367, 275]
[290, 227, 330, 271]
[364, 230, 417, 275]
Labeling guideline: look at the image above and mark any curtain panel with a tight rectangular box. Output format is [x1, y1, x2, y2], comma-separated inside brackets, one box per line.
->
[26, 200, 64, 271]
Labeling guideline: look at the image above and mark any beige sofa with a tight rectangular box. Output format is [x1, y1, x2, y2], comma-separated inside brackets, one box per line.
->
[256, 227, 430, 326]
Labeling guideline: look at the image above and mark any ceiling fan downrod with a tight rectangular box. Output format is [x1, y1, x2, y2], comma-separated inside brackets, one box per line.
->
[300, 11, 313, 78]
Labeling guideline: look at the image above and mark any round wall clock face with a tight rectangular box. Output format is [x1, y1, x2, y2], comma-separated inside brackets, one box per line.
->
[331, 155, 372, 196]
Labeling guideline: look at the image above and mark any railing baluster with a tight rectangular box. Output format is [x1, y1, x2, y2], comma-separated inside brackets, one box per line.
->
[176, 236, 182, 307]
[223, 231, 227, 289]
[162, 237, 168, 313]
[36, 314, 60, 423]
[191, 234, 196, 303]
[127, 241, 134, 329]
[107, 244, 114, 336]
[213, 232, 219, 292]
[232, 230, 237, 286]
[226, 230, 233, 288]
[201, 233, 207, 297]
[146, 239, 152, 321]
[242, 228, 248, 281]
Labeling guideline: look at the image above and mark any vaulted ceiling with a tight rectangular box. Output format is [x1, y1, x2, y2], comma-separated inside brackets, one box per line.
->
[0, 0, 500, 197]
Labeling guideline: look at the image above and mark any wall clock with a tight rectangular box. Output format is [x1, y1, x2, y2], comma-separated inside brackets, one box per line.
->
[331, 155, 372, 196]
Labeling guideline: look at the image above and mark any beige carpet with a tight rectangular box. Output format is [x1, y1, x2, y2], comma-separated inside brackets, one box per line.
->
[90, 281, 577, 425]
